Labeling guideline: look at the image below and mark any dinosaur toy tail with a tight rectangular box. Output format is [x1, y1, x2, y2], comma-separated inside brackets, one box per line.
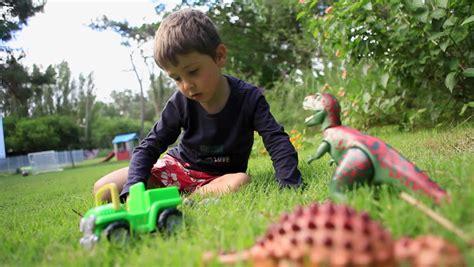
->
[389, 161, 450, 204]
[409, 177, 450, 204]
[327, 146, 450, 204]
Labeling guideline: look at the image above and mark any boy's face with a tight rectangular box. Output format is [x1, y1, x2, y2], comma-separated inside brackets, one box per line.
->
[163, 44, 227, 106]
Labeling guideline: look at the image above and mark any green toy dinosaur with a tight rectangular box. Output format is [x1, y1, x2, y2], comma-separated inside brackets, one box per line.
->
[303, 93, 449, 203]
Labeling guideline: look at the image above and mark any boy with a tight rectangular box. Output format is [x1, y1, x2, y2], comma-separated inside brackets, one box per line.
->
[94, 8, 302, 201]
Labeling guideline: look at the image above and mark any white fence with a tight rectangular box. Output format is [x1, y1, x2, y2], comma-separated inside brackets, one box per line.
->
[56, 150, 85, 166]
[0, 155, 29, 174]
[0, 149, 85, 174]
[28, 150, 62, 174]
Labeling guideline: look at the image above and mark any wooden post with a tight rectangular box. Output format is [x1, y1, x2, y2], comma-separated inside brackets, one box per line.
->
[400, 192, 473, 246]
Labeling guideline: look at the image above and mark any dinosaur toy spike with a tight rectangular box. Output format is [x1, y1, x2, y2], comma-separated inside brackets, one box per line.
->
[303, 93, 449, 204]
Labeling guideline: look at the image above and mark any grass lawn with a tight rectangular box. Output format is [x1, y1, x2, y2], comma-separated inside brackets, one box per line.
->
[0, 124, 472, 266]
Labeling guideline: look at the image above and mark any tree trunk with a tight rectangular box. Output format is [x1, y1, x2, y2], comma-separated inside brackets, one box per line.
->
[149, 73, 166, 117]
[129, 53, 145, 138]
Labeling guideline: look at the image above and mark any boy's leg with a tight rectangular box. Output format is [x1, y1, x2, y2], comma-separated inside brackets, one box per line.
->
[192, 172, 251, 196]
[93, 167, 128, 202]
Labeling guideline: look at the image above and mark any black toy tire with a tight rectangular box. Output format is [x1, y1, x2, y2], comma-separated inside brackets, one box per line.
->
[104, 221, 130, 245]
[157, 208, 183, 234]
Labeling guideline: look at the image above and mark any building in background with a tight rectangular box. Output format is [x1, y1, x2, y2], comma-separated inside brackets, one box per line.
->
[112, 133, 139, 161]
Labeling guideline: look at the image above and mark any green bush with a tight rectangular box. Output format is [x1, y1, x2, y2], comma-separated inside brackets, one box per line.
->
[298, 0, 474, 128]
[4, 115, 81, 154]
[3, 115, 155, 154]
[265, 67, 403, 129]
[266, 64, 464, 131]
[309, 63, 406, 129]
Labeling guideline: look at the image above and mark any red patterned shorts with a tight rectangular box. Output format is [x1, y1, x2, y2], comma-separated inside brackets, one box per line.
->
[148, 155, 220, 193]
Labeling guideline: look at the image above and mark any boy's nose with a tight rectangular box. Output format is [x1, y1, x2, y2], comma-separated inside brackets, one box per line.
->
[182, 80, 195, 91]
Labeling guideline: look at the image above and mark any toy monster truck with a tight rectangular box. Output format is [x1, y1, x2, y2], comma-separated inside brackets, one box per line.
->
[79, 182, 182, 249]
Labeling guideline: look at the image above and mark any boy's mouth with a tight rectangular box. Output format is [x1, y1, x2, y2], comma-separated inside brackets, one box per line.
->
[190, 93, 203, 99]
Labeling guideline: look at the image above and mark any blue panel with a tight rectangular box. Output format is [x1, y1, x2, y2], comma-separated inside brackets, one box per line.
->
[112, 133, 139, 144]
[0, 117, 5, 159]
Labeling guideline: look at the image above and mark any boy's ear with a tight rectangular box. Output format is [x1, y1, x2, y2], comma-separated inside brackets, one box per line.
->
[215, 44, 227, 67]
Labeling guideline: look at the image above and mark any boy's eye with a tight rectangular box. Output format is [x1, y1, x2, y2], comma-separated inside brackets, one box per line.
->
[189, 69, 198, 75]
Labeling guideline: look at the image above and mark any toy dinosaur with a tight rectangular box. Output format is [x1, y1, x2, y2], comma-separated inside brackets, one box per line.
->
[203, 202, 464, 267]
[302, 93, 449, 203]
[204, 202, 395, 266]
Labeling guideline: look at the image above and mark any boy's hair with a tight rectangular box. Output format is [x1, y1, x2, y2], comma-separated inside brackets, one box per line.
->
[154, 8, 221, 67]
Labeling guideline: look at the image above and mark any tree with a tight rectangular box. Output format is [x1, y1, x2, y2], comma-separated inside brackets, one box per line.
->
[29, 64, 56, 116]
[108, 89, 156, 121]
[1, 0, 45, 42]
[76, 73, 97, 148]
[89, 16, 162, 137]
[148, 72, 173, 117]
[93, 0, 315, 88]
[128, 51, 146, 137]
[178, 0, 316, 87]
[55, 61, 74, 114]
[1, 0, 46, 117]
[0, 56, 31, 116]
[110, 89, 136, 117]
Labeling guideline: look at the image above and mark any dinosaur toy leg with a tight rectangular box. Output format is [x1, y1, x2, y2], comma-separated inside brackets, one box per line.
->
[330, 148, 374, 194]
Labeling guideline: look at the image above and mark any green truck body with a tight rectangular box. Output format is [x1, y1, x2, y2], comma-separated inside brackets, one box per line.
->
[79, 182, 182, 248]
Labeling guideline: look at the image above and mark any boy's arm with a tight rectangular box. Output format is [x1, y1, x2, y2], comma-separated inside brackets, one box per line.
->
[120, 100, 182, 200]
[253, 94, 302, 188]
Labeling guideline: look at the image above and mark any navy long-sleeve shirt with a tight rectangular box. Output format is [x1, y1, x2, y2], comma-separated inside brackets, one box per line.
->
[121, 75, 302, 198]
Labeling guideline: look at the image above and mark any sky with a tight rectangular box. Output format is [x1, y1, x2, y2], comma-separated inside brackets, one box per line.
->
[7, 0, 181, 102]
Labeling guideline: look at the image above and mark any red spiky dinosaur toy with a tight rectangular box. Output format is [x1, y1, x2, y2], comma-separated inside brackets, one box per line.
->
[203, 202, 465, 266]
[302, 93, 449, 203]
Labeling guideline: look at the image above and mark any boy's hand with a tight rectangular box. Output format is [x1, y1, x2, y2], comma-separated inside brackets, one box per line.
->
[119, 193, 129, 203]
